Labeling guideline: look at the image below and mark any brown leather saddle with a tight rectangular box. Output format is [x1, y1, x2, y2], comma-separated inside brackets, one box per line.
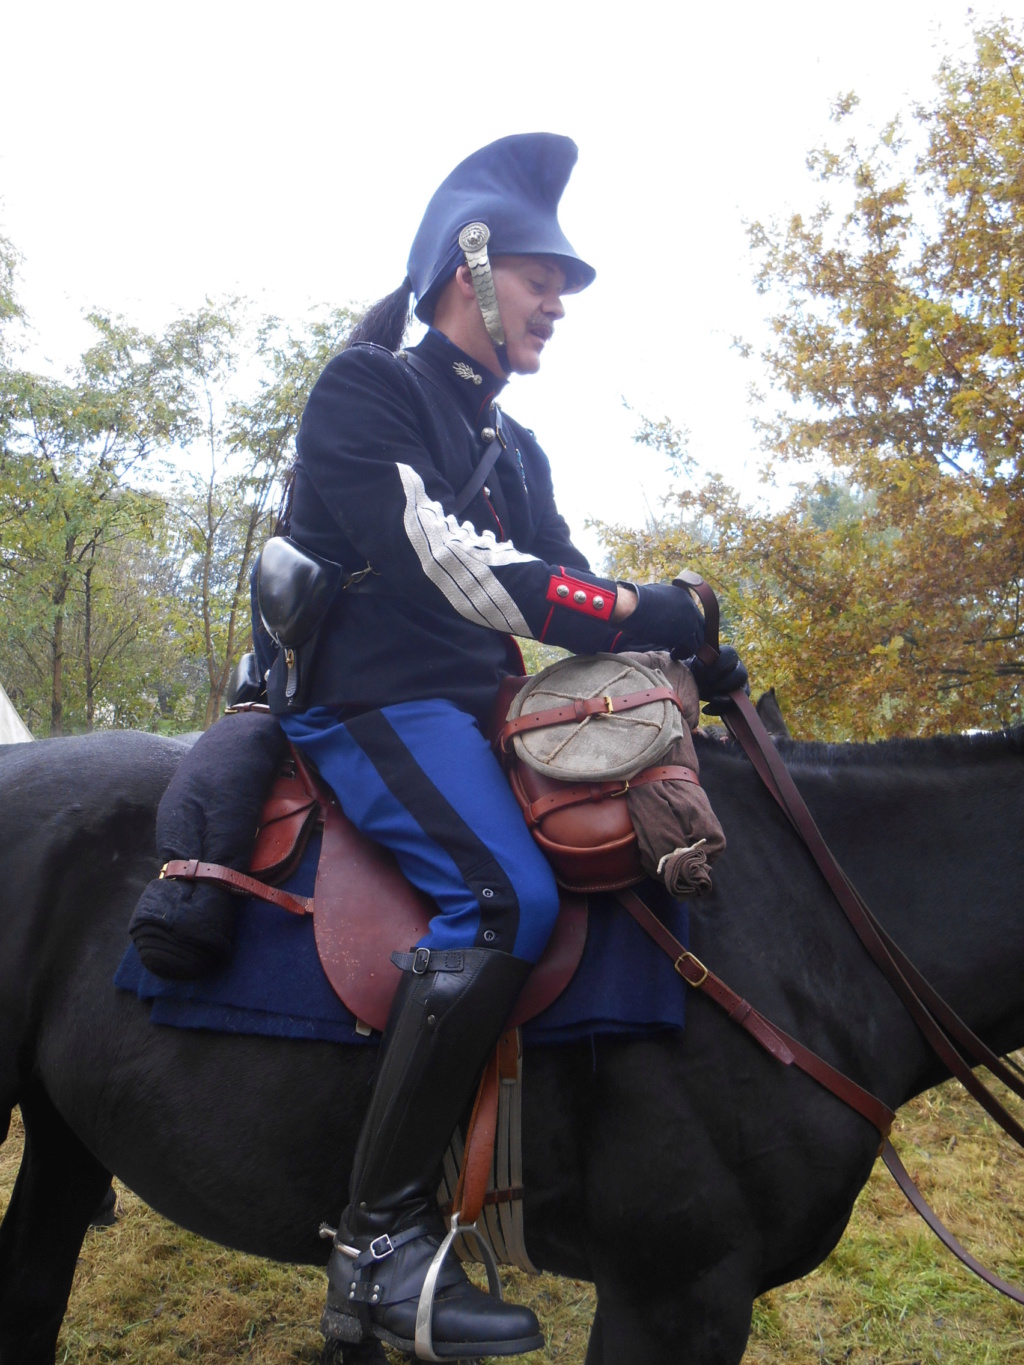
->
[243, 745, 587, 1033]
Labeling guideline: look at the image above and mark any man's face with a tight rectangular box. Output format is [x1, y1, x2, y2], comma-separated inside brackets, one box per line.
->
[490, 256, 568, 374]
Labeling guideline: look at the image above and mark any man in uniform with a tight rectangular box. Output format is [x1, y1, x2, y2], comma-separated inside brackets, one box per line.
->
[260, 133, 744, 1359]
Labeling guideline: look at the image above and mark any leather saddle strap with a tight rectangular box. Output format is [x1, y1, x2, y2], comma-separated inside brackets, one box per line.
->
[451, 1033, 522, 1227]
[521, 765, 699, 826]
[160, 859, 314, 917]
[614, 886, 895, 1136]
[500, 686, 685, 750]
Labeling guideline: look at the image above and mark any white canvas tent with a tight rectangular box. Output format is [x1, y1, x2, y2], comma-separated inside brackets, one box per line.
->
[0, 682, 32, 743]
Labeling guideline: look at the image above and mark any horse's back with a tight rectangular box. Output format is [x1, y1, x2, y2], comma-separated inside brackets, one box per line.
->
[0, 730, 184, 942]
[0, 728, 185, 816]
[0, 731, 185, 1119]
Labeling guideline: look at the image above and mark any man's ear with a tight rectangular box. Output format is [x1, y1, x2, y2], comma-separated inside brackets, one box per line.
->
[454, 264, 477, 299]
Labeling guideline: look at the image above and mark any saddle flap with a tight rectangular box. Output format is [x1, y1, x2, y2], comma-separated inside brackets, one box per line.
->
[250, 750, 324, 883]
[242, 727, 589, 1033]
[311, 800, 588, 1033]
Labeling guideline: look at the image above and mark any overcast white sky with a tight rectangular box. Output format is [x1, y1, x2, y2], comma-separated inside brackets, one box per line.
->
[1, 1, 1011, 565]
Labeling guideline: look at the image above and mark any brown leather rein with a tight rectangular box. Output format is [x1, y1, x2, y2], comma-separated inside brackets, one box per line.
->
[629, 571, 1024, 1304]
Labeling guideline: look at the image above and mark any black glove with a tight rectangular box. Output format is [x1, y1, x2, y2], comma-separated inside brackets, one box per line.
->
[688, 646, 749, 714]
[619, 582, 704, 658]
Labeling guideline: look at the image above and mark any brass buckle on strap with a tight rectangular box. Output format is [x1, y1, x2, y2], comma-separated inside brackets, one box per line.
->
[675, 951, 709, 988]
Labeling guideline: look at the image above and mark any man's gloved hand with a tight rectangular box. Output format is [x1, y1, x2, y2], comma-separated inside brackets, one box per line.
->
[619, 582, 704, 659]
[688, 646, 749, 714]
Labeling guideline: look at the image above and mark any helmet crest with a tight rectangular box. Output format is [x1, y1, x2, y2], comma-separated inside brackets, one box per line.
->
[407, 133, 595, 339]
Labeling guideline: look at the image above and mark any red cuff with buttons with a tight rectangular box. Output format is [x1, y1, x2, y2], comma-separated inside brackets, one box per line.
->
[545, 570, 616, 621]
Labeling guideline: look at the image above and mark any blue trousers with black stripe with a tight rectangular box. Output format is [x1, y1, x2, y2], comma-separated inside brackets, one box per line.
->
[280, 700, 561, 963]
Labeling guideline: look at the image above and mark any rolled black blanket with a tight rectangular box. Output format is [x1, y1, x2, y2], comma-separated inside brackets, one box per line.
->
[128, 710, 288, 979]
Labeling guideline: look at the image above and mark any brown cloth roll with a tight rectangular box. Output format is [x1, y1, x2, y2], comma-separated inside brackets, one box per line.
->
[618, 652, 727, 897]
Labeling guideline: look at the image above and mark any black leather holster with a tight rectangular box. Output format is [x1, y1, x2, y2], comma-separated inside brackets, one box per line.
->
[257, 536, 346, 711]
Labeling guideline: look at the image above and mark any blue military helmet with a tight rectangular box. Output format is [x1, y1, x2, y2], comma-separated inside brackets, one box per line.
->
[407, 132, 596, 332]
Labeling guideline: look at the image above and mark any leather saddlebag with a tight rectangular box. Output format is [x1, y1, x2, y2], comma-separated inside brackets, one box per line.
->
[506, 760, 644, 893]
[497, 654, 703, 894]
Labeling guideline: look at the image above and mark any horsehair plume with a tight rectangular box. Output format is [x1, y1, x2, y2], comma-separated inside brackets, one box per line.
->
[346, 279, 413, 352]
[273, 478, 293, 537]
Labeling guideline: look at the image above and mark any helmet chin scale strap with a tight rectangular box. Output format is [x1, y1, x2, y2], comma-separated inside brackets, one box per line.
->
[458, 223, 510, 375]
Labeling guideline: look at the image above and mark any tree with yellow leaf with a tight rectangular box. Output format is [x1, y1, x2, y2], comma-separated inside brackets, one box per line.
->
[605, 18, 1024, 740]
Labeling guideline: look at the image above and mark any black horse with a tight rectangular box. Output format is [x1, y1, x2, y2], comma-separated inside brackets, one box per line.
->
[1, 725, 1023, 1365]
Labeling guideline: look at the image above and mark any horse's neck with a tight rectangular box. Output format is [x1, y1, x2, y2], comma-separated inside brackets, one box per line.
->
[793, 739, 1024, 1047]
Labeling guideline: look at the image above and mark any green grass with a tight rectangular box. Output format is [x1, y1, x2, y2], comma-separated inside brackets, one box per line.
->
[4, 1078, 1024, 1362]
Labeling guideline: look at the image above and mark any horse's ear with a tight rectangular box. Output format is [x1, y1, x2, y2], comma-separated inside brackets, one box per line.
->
[756, 688, 791, 740]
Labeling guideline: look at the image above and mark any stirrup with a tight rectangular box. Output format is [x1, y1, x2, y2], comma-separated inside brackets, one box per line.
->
[414, 1212, 503, 1363]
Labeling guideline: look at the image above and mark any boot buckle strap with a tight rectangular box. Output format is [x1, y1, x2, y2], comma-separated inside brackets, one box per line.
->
[351, 1222, 427, 1272]
[390, 948, 465, 975]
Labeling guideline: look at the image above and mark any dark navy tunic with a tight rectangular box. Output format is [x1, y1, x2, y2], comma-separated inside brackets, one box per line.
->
[286, 327, 623, 728]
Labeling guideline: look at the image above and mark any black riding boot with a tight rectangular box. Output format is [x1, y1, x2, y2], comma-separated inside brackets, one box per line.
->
[321, 947, 542, 1360]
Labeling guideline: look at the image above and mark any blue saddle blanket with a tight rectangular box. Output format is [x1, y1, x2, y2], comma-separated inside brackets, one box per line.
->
[115, 838, 689, 1046]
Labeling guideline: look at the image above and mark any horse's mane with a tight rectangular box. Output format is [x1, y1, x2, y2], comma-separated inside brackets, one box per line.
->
[696, 724, 1024, 770]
